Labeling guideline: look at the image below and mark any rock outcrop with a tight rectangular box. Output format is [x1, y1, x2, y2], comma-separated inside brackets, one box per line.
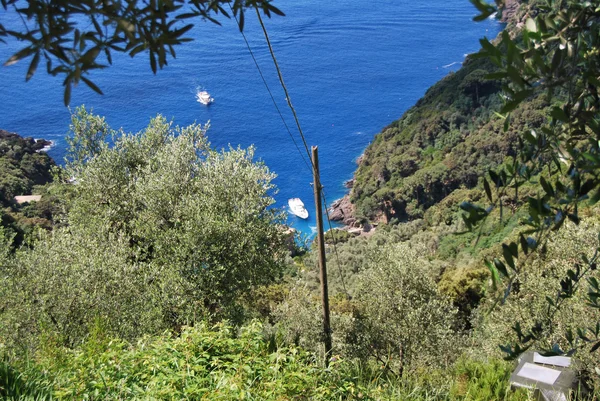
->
[500, 0, 521, 23]
[328, 195, 357, 227]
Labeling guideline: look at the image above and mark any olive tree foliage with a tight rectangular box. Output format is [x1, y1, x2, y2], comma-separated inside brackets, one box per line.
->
[65, 107, 287, 314]
[465, 0, 600, 358]
[0, 0, 284, 104]
[0, 227, 166, 355]
[472, 221, 600, 374]
[0, 107, 288, 354]
[276, 242, 460, 376]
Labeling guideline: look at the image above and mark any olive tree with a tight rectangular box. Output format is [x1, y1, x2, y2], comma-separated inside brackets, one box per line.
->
[66, 107, 288, 316]
[0, 226, 166, 354]
[473, 221, 600, 367]
[0, 107, 289, 354]
[465, 0, 600, 358]
[276, 242, 460, 376]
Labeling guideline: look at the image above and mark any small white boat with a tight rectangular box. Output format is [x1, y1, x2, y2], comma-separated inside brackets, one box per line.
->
[288, 198, 309, 219]
[196, 90, 214, 105]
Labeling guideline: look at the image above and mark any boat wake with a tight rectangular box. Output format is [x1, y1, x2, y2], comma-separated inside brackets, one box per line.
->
[442, 61, 461, 69]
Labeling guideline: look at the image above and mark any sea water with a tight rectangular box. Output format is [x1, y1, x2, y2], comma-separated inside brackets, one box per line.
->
[0, 1, 501, 236]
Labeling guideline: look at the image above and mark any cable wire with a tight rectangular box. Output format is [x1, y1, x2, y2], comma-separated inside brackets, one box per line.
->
[230, 4, 312, 172]
[322, 188, 351, 299]
[254, 7, 314, 166]
[253, 8, 350, 298]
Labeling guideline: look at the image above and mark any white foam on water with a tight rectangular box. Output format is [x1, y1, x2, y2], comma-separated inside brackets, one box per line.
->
[35, 139, 55, 153]
[442, 61, 461, 69]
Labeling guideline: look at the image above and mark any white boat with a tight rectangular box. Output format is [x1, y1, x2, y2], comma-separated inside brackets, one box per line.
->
[196, 90, 214, 105]
[288, 198, 309, 219]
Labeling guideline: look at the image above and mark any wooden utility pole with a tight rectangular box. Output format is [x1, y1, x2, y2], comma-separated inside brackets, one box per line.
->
[312, 146, 332, 364]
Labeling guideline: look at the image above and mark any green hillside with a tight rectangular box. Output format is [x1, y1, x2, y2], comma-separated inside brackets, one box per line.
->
[351, 55, 549, 223]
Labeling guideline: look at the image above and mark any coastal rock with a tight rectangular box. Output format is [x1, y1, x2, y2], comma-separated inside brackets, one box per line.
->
[328, 195, 357, 227]
[0, 129, 51, 152]
[343, 178, 354, 189]
[500, 0, 520, 23]
[280, 226, 300, 256]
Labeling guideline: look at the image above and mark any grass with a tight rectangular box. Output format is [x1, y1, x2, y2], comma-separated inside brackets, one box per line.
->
[1, 322, 541, 401]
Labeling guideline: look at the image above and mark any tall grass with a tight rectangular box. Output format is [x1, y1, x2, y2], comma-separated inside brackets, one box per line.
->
[0, 359, 52, 401]
[0, 322, 543, 401]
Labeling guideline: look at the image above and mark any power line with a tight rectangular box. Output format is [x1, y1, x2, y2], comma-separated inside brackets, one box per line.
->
[243, 7, 350, 299]
[254, 7, 314, 166]
[252, 8, 350, 299]
[230, 4, 312, 173]
[322, 189, 351, 299]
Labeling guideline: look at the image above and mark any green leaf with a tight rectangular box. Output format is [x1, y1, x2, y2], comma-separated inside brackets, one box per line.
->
[523, 129, 537, 145]
[64, 80, 72, 106]
[540, 176, 554, 197]
[520, 234, 529, 256]
[526, 18, 537, 33]
[80, 76, 104, 95]
[489, 169, 500, 186]
[265, 3, 285, 17]
[550, 106, 569, 123]
[494, 258, 509, 278]
[503, 113, 511, 132]
[483, 177, 493, 202]
[502, 244, 516, 270]
[149, 51, 157, 74]
[470, 0, 497, 21]
[26, 51, 40, 81]
[4, 46, 36, 66]
[479, 38, 500, 57]
[486, 260, 499, 290]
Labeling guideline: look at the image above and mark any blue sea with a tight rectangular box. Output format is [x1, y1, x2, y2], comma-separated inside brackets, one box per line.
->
[0, 1, 501, 236]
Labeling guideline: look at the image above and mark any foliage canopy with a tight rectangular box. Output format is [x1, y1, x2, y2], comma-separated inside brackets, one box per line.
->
[0, 107, 288, 354]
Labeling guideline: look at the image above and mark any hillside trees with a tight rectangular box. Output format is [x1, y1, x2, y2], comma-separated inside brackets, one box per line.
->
[0, 130, 57, 248]
[0, 130, 54, 205]
[350, 55, 540, 223]
[0, 0, 284, 104]
[0, 107, 288, 354]
[277, 242, 460, 376]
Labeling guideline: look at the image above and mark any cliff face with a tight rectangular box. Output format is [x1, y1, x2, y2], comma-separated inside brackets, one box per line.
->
[500, 0, 521, 23]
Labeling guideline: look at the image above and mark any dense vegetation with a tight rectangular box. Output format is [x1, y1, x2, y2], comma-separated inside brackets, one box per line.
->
[2, 0, 600, 399]
[350, 55, 549, 223]
[0, 130, 53, 205]
[0, 130, 57, 248]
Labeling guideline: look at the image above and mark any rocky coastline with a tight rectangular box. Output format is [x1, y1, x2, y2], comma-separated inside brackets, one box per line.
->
[0, 129, 53, 152]
[328, 155, 377, 236]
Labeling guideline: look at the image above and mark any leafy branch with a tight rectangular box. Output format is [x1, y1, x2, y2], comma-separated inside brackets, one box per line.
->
[468, 0, 600, 359]
[1, 0, 285, 104]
